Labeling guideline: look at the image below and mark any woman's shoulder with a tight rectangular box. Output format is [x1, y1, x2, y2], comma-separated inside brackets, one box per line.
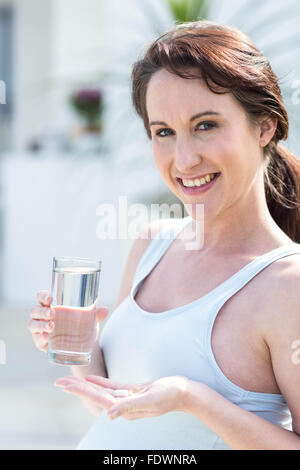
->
[262, 245, 300, 297]
[260, 247, 300, 336]
[267, 245, 300, 286]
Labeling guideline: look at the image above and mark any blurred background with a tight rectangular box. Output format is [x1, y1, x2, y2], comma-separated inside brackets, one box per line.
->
[0, 0, 300, 450]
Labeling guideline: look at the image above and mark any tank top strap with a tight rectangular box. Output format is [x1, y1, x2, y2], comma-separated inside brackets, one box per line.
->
[212, 243, 300, 307]
[132, 216, 192, 289]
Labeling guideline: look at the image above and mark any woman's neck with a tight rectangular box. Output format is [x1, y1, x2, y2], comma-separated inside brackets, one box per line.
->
[185, 201, 293, 256]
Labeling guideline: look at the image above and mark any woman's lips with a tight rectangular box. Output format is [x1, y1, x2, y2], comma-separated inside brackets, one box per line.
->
[177, 172, 221, 194]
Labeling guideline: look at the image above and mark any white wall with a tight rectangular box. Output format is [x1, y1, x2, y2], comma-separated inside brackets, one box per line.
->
[12, 0, 53, 150]
[47, 0, 108, 133]
[11, 0, 108, 150]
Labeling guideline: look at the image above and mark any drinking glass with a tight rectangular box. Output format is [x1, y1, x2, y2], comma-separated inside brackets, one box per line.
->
[48, 256, 101, 366]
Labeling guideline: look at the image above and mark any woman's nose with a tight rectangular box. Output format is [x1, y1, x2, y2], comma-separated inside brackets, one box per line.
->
[174, 138, 203, 173]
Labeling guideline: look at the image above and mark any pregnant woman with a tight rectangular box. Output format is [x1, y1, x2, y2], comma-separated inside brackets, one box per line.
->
[28, 20, 300, 450]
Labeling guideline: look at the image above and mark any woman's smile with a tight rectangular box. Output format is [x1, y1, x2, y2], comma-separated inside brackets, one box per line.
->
[176, 172, 221, 195]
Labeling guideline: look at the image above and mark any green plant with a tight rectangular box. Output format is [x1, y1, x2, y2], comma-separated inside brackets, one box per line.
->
[167, 0, 210, 23]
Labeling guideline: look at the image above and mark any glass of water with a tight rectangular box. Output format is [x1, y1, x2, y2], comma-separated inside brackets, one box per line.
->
[48, 256, 101, 366]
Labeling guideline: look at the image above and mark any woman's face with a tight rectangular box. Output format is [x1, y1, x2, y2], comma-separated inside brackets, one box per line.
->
[146, 68, 271, 220]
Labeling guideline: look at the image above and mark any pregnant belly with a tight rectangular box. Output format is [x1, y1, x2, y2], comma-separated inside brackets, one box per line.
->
[76, 410, 230, 450]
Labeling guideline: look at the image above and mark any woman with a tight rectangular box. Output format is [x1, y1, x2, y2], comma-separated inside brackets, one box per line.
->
[28, 20, 300, 450]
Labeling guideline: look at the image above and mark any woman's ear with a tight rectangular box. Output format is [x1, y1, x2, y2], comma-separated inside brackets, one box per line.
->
[258, 116, 277, 148]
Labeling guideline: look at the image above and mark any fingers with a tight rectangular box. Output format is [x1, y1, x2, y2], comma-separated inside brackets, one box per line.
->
[36, 290, 52, 307]
[55, 375, 153, 419]
[28, 305, 55, 334]
[55, 376, 87, 387]
[28, 319, 55, 334]
[85, 375, 132, 390]
[95, 307, 109, 323]
[31, 331, 50, 352]
[85, 375, 151, 394]
[28, 299, 55, 353]
[63, 383, 115, 409]
[56, 376, 115, 394]
[107, 393, 150, 420]
[30, 305, 55, 321]
[55, 376, 117, 409]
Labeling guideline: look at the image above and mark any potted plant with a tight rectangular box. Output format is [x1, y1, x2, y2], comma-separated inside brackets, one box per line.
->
[70, 88, 103, 134]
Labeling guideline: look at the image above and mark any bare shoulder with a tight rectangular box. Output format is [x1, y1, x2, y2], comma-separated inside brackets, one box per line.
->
[260, 251, 300, 434]
[265, 250, 300, 308]
[114, 218, 180, 309]
[257, 249, 300, 352]
[260, 250, 300, 321]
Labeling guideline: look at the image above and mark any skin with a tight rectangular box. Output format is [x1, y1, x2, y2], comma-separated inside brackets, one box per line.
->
[29, 69, 300, 449]
[147, 69, 291, 254]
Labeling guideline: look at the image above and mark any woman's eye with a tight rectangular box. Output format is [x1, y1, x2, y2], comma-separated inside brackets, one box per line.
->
[155, 121, 217, 138]
[196, 121, 217, 131]
[155, 128, 174, 137]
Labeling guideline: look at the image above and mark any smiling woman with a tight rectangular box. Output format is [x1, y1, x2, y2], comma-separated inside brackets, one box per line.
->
[131, 20, 300, 242]
[37, 20, 300, 451]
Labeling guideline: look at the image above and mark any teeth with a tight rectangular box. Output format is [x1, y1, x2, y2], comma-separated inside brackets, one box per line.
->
[182, 173, 216, 188]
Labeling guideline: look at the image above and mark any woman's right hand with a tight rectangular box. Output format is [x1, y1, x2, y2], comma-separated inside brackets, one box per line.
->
[28, 290, 110, 353]
[28, 290, 55, 353]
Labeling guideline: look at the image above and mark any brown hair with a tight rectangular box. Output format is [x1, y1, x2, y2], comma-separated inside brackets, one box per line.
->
[131, 20, 300, 242]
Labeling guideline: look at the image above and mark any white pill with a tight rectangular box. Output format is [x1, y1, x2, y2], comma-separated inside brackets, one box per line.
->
[112, 389, 129, 397]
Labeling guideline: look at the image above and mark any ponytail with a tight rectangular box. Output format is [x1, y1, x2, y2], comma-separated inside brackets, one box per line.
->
[264, 143, 300, 242]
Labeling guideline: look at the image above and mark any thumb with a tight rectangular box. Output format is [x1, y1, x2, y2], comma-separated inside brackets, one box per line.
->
[95, 306, 109, 323]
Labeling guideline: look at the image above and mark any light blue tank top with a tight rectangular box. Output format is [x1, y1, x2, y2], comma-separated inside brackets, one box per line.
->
[78, 216, 300, 450]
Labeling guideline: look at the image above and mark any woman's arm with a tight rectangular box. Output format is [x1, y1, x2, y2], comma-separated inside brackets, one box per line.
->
[184, 381, 300, 450]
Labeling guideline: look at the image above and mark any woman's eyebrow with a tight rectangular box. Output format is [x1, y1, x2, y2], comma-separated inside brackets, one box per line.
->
[149, 111, 221, 127]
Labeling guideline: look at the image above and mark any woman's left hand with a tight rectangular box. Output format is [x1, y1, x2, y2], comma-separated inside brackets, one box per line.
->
[55, 374, 189, 421]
